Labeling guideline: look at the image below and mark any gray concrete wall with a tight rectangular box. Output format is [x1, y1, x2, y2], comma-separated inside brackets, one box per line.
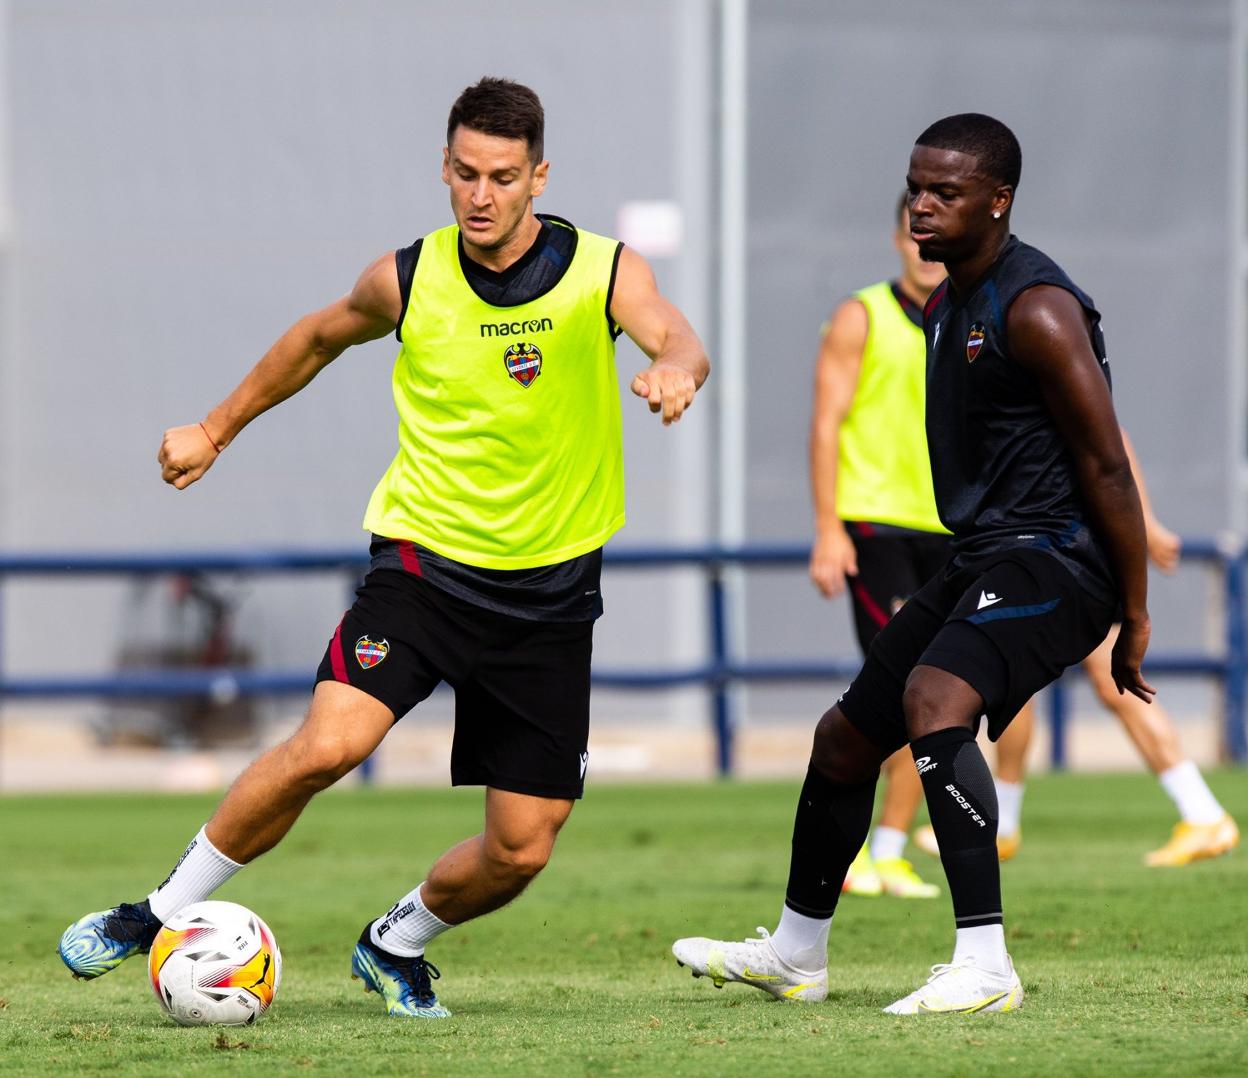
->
[0, 0, 713, 715]
[741, 0, 1237, 725]
[0, 1, 1237, 743]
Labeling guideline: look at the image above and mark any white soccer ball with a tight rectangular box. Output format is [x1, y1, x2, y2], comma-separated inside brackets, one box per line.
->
[148, 900, 281, 1026]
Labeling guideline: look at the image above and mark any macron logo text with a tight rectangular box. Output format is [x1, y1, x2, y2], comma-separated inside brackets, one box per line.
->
[480, 317, 553, 337]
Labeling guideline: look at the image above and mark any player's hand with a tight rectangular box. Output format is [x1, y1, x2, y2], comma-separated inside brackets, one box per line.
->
[1146, 519, 1181, 574]
[631, 363, 697, 425]
[1111, 615, 1156, 703]
[809, 528, 858, 598]
[157, 423, 221, 490]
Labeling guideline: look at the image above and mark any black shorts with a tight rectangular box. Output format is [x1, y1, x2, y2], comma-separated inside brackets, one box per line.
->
[843, 521, 953, 654]
[838, 547, 1116, 752]
[315, 570, 593, 799]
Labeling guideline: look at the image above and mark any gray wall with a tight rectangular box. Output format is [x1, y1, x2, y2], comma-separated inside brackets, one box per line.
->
[0, 1, 1238, 732]
[1, 0, 713, 703]
[741, 0, 1237, 720]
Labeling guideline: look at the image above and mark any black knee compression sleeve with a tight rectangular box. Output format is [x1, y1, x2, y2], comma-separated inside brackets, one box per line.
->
[784, 765, 876, 918]
[911, 727, 1003, 928]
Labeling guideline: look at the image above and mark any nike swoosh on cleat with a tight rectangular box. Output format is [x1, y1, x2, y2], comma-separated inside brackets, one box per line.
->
[917, 990, 1007, 1014]
[781, 982, 819, 999]
[741, 968, 783, 982]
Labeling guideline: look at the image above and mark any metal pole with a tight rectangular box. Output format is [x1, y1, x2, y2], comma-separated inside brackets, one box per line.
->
[1048, 680, 1068, 770]
[1229, 0, 1247, 535]
[709, 564, 732, 775]
[1226, 545, 1247, 761]
[715, 0, 748, 775]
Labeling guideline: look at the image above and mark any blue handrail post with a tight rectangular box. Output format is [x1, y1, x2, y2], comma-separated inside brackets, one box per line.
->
[708, 560, 733, 777]
[1226, 546, 1247, 762]
[1048, 679, 1068, 770]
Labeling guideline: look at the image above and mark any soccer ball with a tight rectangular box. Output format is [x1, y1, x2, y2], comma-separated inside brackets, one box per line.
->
[148, 900, 281, 1026]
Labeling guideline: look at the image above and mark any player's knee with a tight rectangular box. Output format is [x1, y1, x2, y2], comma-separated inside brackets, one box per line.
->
[486, 837, 553, 886]
[902, 669, 964, 740]
[810, 706, 880, 785]
[286, 731, 366, 788]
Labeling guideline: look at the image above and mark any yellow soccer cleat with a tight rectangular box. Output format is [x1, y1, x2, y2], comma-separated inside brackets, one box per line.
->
[996, 831, 1022, 862]
[875, 857, 940, 898]
[1145, 815, 1239, 867]
[911, 825, 1021, 862]
[841, 844, 882, 896]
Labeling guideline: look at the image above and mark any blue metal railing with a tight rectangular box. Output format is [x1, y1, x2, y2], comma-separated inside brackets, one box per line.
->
[0, 541, 1244, 773]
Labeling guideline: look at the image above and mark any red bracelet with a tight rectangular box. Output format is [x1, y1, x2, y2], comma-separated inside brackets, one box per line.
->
[199, 422, 223, 455]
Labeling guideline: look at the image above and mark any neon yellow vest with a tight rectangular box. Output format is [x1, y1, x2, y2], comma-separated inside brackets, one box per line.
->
[836, 281, 947, 533]
[362, 220, 626, 568]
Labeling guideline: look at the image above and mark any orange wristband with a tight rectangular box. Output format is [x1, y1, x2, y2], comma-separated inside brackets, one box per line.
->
[199, 422, 223, 455]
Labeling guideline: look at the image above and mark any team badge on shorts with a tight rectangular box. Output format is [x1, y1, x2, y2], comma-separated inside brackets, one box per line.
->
[504, 342, 543, 387]
[354, 636, 390, 670]
[966, 323, 986, 362]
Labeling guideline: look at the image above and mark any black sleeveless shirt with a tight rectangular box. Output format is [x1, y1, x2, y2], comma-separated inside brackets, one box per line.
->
[923, 236, 1116, 603]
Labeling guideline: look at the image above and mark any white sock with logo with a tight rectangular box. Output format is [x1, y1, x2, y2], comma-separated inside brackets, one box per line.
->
[771, 905, 829, 971]
[952, 924, 1009, 976]
[869, 825, 908, 863]
[1158, 760, 1225, 825]
[994, 780, 1024, 838]
[147, 827, 243, 922]
[369, 882, 451, 957]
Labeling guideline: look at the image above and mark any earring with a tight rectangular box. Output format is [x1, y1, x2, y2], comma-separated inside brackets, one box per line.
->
[992, 211, 1001, 219]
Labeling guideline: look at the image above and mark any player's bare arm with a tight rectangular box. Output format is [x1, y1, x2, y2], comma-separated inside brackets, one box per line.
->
[610, 246, 709, 424]
[157, 252, 402, 490]
[1008, 284, 1154, 701]
[1120, 426, 1182, 574]
[808, 299, 867, 598]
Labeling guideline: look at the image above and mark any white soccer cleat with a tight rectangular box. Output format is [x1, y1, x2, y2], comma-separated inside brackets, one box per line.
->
[672, 927, 827, 1002]
[883, 958, 1023, 1015]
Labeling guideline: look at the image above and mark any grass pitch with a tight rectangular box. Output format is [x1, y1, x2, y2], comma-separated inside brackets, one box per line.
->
[2, 771, 1246, 1076]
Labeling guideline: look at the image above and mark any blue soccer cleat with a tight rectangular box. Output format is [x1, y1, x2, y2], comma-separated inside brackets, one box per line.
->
[351, 926, 450, 1018]
[59, 899, 162, 979]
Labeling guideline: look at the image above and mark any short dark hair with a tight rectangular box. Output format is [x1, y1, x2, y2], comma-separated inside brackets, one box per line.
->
[915, 113, 1021, 189]
[447, 77, 545, 164]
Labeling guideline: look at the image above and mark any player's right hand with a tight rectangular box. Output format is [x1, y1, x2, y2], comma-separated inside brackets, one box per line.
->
[1111, 614, 1156, 703]
[809, 528, 858, 598]
[157, 423, 220, 490]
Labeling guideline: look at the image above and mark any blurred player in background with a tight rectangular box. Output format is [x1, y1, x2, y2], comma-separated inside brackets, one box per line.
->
[675, 113, 1153, 1015]
[59, 77, 709, 1019]
[914, 430, 1238, 865]
[807, 192, 948, 899]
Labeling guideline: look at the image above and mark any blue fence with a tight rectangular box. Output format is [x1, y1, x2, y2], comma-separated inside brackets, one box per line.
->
[0, 541, 1244, 773]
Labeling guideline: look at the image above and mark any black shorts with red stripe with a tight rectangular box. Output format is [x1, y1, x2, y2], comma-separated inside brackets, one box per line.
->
[842, 520, 953, 654]
[315, 565, 594, 800]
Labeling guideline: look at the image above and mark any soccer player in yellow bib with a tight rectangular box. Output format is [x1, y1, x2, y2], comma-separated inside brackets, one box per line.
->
[808, 193, 949, 898]
[58, 77, 709, 1019]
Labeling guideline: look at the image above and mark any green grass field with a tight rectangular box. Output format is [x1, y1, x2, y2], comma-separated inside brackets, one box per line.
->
[2, 772, 1246, 1076]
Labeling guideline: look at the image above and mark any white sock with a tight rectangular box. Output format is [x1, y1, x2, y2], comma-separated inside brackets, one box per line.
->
[148, 827, 243, 922]
[1158, 760, 1225, 825]
[952, 924, 1009, 976]
[369, 882, 452, 957]
[770, 905, 829, 971]
[995, 780, 1025, 837]
[869, 825, 907, 863]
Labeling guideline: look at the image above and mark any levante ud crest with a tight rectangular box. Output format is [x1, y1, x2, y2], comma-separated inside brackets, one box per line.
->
[355, 636, 389, 670]
[966, 323, 986, 362]
[504, 342, 543, 387]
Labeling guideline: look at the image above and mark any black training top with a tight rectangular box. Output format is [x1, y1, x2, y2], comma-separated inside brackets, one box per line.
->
[383, 215, 605, 623]
[923, 236, 1116, 602]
